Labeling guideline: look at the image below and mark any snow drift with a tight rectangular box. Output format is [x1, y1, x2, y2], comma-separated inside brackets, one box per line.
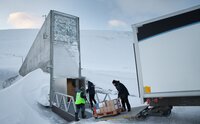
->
[0, 69, 50, 124]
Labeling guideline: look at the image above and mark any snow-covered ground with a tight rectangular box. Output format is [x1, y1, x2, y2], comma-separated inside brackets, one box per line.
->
[0, 69, 68, 124]
[1, 68, 200, 124]
[70, 106, 200, 124]
[0, 29, 200, 124]
[0, 68, 138, 124]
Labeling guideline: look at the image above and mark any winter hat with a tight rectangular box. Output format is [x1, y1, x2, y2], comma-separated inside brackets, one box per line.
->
[112, 80, 117, 84]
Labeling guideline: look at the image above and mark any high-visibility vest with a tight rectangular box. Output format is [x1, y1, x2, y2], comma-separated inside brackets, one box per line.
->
[75, 92, 86, 105]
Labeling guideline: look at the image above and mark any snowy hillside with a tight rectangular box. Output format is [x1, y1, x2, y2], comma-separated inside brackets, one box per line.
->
[0, 29, 38, 85]
[0, 69, 68, 124]
[0, 29, 136, 87]
[80, 30, 135, 72]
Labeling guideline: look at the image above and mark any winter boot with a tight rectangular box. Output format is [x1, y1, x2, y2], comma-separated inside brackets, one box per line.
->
[75, 113, 79, 121]
[121, 108, 126, 112]
[81, 111, 86, 119]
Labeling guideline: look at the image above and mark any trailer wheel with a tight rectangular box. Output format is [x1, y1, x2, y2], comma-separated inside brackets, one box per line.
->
[136, 108, 149, 120]
[137, 114, 148, 120]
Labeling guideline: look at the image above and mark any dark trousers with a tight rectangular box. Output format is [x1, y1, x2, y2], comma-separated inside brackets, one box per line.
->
[76, 104, 85, 114]
[75, 103, 86, 120]
[89, 94, 97, 108]
[121, 96, 131, 111]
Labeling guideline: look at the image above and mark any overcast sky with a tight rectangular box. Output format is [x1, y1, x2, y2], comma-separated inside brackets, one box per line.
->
[0, 0, 199, 31]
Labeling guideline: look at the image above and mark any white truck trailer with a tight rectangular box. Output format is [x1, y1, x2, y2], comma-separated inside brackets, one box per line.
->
[132, 5, 200, 115]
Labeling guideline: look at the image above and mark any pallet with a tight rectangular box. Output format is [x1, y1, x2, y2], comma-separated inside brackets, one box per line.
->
[95, 104, 149, 121]
[93, 109, 121, 119]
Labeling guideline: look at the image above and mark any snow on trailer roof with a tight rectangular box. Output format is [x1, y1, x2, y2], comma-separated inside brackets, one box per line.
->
[132, 5, 200, 41]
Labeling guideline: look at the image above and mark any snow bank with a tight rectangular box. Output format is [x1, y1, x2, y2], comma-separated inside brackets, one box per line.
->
[36, 82, 50, 106]
[0, 69, 50, 124]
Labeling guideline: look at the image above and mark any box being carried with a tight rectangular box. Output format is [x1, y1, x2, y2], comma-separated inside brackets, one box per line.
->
[93, 98, 122, 118]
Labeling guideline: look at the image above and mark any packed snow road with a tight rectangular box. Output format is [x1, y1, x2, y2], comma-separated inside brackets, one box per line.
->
[70, 106, 200, 124]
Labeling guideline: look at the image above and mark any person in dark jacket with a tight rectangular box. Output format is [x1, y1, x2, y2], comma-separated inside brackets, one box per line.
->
[86, 81, 97, 108]
[112, 80, 131, 112]
[75, 87, 87, 121]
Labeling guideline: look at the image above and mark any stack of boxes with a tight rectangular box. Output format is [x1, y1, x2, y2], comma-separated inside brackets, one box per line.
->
[106, 99, 122, 112]
[93, 99, 122, 117]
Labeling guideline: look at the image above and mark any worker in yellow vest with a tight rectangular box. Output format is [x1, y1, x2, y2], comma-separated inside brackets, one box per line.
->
[75, 87, 87, 121]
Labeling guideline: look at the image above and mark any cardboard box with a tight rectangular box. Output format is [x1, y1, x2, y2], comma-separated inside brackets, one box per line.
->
[96, 99, 122, 115]
[100, 108, 104, 113]
[107, 106, 111, 112]
[104, 107, 108, 113]
[109, 100, 114, 105]
[110, 105, 115, 111]
[107, 100, 119, 111]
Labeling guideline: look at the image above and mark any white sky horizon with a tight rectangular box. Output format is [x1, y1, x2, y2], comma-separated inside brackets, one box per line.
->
[0, 0, 199, 31]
